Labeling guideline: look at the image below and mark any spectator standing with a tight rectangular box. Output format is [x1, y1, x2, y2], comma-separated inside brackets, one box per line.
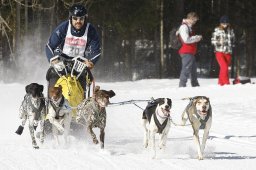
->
[178, 12, 202, 87]
[211, 15, 235, 86]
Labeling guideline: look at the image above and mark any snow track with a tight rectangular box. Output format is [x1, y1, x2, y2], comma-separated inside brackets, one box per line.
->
[1, 79, 256, 170]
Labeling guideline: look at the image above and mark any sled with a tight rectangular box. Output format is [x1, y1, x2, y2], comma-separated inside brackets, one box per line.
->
[233, 76, 251, 85]
[44, 55, 94, 134]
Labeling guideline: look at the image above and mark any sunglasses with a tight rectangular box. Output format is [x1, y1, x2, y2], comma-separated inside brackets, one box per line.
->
[72, 16, 85, 21]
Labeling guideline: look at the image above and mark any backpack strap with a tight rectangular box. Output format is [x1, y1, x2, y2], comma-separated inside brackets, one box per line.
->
[178, 23, 190, 43]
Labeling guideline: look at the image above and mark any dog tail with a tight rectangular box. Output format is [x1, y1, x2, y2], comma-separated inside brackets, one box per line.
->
[15, 125, 24, 135]
[181, 97, 193, 101]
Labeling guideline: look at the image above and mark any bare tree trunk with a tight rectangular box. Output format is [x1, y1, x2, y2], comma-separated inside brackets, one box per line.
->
[50, 1, 56, 33]
[154, 29, 160, 78]
[236, 50, 240, 77]
[159, 0, 164, 78]
[0, 10, 2, 60]
[225, 0, 229, 13]
[15, 1, 21, 54]
[123, 39, 132, 80]
[25, 0, 28, 36]
[175, 0, 184, 23]
[56, 0, 62, 25]
[101, 27, 104, 61]
[245, 28, 254, 77]
[37, 9, 42, 53]
[0, 12, 3, 80]
[211, 0, 214, 14]
[153, 0, 160, 78]
[1, 26, 7, 82]
[168, 0, 184, 78]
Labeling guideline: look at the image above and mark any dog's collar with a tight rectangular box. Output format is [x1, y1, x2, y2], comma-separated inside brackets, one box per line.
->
[50, 95, 63, 105]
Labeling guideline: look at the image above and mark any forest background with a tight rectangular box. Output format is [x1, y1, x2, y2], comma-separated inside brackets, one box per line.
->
[0, 0, 255, 82]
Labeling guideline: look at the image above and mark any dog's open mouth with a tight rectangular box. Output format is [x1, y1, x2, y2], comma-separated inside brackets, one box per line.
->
[199, 110, 208, 115]
[98, 101, 108, 107]
[161, 107, 170, 115]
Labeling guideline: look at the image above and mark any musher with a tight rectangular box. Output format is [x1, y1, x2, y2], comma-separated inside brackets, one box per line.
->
[45, 3, 101, 93]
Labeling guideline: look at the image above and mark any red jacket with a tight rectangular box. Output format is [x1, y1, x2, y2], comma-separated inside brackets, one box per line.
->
[178, 24, 197, 55]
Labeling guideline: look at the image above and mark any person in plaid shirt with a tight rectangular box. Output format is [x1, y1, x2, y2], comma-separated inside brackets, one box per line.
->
[211, 15, 235, 86]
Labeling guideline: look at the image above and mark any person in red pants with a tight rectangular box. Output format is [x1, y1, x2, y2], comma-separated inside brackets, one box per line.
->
[211, 15, 235, 86]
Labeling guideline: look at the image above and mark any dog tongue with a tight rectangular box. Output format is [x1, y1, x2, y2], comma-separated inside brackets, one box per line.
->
[201, 111, 207, 115]
[162, 108, 170, 114]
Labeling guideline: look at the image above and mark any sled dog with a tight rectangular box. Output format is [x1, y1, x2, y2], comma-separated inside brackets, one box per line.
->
[47, 85, 72, 146]
[142, 98, 172, 158]
[181, 96, 212, 160]
[76, 86, 115, 149]
[16, 83, 46, 149]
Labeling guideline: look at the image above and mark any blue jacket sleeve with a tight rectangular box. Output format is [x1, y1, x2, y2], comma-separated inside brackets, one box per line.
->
[85, 24, 101, 64]
[45, 21, 68, 62]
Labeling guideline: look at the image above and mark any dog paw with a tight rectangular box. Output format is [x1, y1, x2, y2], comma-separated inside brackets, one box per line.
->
[197, 155, 204, 160]
[180, 122, 186, 126]
[32, 143, 39, 149]
[159, 145, 164, 150]
[100, 143, 104, 149]
[181, 119, 187, 126]
[33, 146, 39, 149]
[93, 138, 99, 144]
[58, 128, 65, 134]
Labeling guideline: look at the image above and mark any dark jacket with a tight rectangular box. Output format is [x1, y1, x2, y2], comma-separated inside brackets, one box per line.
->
[45, 20, 101, 64]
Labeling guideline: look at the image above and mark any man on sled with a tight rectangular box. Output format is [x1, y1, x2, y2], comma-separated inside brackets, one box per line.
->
[44, 4, 101, 134]
[45, 3, 101, 97]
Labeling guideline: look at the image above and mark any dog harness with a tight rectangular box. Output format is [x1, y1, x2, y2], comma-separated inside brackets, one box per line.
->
[186, 97, 210, 129]
[77, 98, 106, 128]
[153, 111, 169, 134]
[195, 111, 210, 129]
[27, 95, 45, 120]
[49, 96, 65, 119]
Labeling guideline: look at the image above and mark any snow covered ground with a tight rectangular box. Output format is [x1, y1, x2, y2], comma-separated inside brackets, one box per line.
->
[1, 78, 256, 170]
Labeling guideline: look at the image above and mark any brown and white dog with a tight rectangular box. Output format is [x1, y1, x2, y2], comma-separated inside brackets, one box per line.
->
[76, 86, 115, 149]
[142, 98, 172, 158]
[16, 83, 46, 149]
[181, 96, 212, 160]
[47, 85, 72, 146]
